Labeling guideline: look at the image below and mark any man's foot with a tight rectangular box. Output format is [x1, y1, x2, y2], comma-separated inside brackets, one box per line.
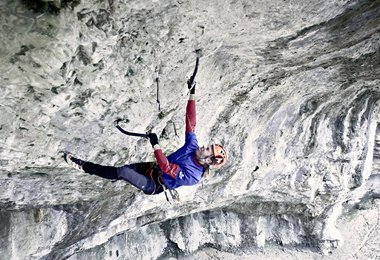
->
[63, 152, 85, 172]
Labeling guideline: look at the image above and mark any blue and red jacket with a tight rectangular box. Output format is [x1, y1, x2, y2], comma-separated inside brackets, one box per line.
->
[153, 100, 205, 189]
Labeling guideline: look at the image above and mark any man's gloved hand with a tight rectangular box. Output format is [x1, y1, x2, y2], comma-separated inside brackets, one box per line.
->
[187, 79, 196, 94]
[148, 133, 159, 147]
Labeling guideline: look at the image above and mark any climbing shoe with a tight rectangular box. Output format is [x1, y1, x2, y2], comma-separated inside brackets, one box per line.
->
[63, 152, 85, 172]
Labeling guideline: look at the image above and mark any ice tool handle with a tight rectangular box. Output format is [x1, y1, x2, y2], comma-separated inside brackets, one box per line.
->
[187, 55, 199, 92]
[114, 119, 149, 139]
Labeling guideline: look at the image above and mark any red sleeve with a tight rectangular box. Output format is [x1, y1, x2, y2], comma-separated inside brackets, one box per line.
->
[186, 100, 196, 133]
[154, 149, 179, 179]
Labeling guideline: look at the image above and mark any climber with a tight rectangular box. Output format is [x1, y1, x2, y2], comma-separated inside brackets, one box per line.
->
[63, 74, 228, 197]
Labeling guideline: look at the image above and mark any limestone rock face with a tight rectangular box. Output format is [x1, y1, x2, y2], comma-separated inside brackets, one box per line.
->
[0, 0, 379, 259]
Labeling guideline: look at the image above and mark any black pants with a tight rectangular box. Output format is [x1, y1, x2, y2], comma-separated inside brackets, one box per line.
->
[82, 161, 164, 195]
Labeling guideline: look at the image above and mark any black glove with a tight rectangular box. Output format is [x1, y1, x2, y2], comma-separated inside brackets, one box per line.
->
[187, 79, 196, 94]
[148, 133, 159, 147]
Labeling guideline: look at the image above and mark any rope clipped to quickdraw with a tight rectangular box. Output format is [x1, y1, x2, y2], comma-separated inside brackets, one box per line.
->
[163, 186, 180, 205]
[158, 177, 180, 205]
[155, 65, 161, 112]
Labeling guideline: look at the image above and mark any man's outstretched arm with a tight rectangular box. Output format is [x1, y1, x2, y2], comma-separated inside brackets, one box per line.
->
[153, 145, 179, 179]
[148, 133, 179, 179]
[186, 94, 196, 133]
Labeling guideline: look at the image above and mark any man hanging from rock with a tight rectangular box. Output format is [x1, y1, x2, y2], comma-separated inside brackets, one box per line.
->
[63, 68, 228, 198]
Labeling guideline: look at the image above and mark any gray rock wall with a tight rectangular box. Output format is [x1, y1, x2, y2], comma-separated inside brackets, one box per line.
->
[0, 0, 379, 259]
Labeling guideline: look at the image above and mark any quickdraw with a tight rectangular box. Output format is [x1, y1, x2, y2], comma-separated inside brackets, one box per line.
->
[159, 177, 180, 205]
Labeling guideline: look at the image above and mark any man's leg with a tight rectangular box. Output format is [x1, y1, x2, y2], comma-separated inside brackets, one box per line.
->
[64, 152, 119, 180]
[64, 153, 156, 194]
[117, 163, 156, 194]
[82, 162, 119, 180]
